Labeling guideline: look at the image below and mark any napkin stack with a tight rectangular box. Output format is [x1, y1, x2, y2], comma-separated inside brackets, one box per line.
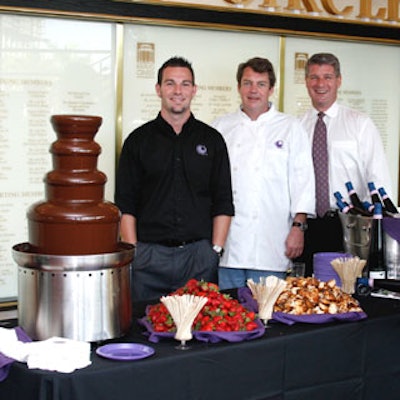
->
[330, 256, 367, 294]
[161, 294, 208, 342]
[247, 276, 287, 324]
[0, 327, 91, 373]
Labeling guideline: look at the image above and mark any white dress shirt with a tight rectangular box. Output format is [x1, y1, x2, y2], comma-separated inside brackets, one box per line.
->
[300, 102, 392, 208]
[212, 104, 315, 272]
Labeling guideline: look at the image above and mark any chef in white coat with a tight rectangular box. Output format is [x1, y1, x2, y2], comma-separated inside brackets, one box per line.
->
[212, 57, 315, 290]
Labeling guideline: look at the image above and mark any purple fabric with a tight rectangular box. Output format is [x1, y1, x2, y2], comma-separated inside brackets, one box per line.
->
[0, 327, 32, 382]
[237, 287, 259, 313]
[313, 252, 352, 286]
[272, 311, 367, 326]
[138, 310, 265, 344]
[237, 287, 367, 326]
[383, 218, 400, 243]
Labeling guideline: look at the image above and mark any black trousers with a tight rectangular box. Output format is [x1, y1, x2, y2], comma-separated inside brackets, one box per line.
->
[297, 211, 345, 277]
[132, 239, 219, 301]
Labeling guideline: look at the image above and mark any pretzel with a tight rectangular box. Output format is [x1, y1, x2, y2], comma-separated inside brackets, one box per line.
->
[273, 277, 363, 315]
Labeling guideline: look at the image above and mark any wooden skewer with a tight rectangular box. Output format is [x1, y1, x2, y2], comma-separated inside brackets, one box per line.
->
[331, 257, 366, 294]
[161, 295, 208, 342]
[247, 276, 287, 321]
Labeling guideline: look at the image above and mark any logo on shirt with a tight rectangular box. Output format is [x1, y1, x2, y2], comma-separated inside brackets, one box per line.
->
[196, 144, 208, 156]
[275, 140, 284, 148]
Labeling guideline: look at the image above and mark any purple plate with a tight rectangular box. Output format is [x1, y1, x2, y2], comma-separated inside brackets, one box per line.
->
[96, 343, 155, 361]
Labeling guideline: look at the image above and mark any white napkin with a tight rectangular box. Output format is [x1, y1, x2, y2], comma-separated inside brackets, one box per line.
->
[0, 328, 91, 373]
[0, 327, 28, 362]
[25, 337, 91, 373]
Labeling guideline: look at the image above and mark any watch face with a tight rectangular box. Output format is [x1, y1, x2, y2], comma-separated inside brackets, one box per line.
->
[212, 245, 224, 257]
[293, 222, 307, 231]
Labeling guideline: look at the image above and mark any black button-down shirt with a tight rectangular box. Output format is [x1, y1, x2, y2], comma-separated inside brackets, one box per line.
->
[115, 113, 234, 243]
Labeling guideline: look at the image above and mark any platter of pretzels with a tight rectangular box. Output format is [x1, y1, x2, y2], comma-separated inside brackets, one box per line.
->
[238, 276, 367, 325]
[273, 276, 363, 315]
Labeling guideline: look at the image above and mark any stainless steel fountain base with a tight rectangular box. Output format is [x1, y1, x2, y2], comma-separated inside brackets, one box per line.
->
[13, 242, 135, 342]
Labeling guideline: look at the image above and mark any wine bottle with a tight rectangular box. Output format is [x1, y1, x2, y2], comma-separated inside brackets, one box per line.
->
[334, 191, 346, 202]
[355, 277, 400, 296]
[362, 201, 374, 214]
[335, 192, 371, 216]
[336, 199, 358, 215]
[355, 277, 372, 296]
[368, 278, 400, 293]
[345, 181, 365, 210]
[366, 203, 387, 279]
[368, 182, 383, 207]
[378, 187, 398, 214]
[334, 191, 352, 211]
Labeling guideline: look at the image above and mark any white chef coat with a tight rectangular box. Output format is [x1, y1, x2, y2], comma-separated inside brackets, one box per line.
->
[300, 102, 393, 207]
[212, 104, 315, 272]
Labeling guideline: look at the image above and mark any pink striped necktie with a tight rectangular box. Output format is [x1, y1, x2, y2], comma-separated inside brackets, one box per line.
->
[312, 112, 330, 217]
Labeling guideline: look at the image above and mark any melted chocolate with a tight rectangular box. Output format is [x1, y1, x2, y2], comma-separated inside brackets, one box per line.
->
[27, 115, 120, 254]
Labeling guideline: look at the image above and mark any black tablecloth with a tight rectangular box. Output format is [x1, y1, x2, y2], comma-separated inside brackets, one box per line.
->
[1, 293, 400, 400]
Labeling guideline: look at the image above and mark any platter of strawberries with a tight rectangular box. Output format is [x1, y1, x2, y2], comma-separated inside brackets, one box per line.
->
[138, 279, 265, 343]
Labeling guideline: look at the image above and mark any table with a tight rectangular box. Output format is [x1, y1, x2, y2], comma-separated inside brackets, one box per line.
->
[1, 293, 400, 400]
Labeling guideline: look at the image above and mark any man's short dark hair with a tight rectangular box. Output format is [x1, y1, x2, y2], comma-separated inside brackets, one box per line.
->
[157, 56, 195, 85]
[236, 57, 276, 88]
[305, 53, 341, 77]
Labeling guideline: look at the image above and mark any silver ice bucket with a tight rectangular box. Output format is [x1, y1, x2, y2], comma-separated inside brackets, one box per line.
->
[339, 213, 400, 279]
[13, 242, 135, 342]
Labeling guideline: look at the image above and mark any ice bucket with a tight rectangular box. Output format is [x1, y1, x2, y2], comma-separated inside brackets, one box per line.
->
[339, 213, 400, 279]
[13, 242, 135, 342]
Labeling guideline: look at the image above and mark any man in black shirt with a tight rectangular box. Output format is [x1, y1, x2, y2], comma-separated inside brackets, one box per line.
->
[115, 57, 234, 301]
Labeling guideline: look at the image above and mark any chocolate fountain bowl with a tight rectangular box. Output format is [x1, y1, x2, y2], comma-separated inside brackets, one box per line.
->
[12, 242, 135, 342]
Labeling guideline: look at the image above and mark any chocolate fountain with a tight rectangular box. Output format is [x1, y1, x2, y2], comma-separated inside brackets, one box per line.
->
[12, 115, 135, 342]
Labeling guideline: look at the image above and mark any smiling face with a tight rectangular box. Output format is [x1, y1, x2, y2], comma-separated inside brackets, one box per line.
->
[156, 66, 197, 118]
[305, 63, 342, 112]
[238, 66, 274, 121]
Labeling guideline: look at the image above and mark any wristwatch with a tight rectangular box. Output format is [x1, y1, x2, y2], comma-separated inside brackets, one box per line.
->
[212, 244, 224, 257]
[292, 221, 308, 231]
